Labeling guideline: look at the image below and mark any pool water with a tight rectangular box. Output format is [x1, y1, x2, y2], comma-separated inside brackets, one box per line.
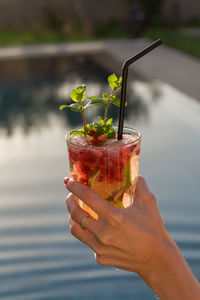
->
[0, 53, 200, 300]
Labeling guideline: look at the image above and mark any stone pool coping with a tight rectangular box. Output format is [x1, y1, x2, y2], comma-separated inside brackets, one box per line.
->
[0, 38, 199, 101]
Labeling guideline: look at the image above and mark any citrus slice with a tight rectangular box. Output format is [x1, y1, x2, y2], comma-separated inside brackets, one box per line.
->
[88, 160, 132, 208]
[89, 170, 124, 199]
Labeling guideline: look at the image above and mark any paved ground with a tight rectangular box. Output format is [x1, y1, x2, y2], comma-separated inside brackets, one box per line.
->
[0, 38, 199, 101]
[104, 39, 200, 102]
[181, 27, 200, 37]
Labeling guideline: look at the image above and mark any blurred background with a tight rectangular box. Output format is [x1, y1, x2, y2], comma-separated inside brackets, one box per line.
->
[0, 0, 200, 57]
[0, 1, 200, 299]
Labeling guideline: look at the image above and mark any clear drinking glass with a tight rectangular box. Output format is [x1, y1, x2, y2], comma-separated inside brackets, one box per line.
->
[66, 126, 142, 219]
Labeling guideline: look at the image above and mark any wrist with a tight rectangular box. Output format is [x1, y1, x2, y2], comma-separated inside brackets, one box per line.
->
[140, 235, 200, 299]
[139, 234, 176, 291]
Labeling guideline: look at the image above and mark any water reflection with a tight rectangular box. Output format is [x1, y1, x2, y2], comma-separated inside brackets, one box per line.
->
[1, 52, 200, 300]
[0, 54, 161, 136]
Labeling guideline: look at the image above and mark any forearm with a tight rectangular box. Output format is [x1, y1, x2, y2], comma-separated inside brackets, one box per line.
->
[141, 238, 200, 300]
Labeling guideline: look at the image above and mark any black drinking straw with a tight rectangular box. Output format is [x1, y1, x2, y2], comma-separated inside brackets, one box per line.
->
[117, 39, 162, 140]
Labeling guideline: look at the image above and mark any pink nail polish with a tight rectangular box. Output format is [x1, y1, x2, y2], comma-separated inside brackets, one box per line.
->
[64, 177, 70, 185]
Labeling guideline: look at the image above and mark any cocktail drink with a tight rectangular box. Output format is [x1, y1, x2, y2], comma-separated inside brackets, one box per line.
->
[59, 73, 145, 218]
[66, 126, 141, 219]
[60, 42, 161, 219]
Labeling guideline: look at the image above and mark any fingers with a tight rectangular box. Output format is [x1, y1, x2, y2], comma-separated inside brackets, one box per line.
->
[135, 176, 151, 198]
[65, 179, 114, 217]
[69, 216, 101, 252]
[69, 216, 123, 267]
[66, 193, 100, 234]
[134, 176, 157, 209]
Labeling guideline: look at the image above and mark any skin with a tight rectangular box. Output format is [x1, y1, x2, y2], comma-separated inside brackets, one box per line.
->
[65, 176, 200, 300]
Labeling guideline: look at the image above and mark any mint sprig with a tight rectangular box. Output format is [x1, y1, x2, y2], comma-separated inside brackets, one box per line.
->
[60, 103, 84, 112]
[60, 85, 87, 135]
[84, 97, 107, 109]
[85, 117, 116, 139]
[71, 85, 86, 102]
[108, 73, 120, 90]
[86, 74, 123, 119]
[69, 117, 115, 139]
[59, 73, 127, 142]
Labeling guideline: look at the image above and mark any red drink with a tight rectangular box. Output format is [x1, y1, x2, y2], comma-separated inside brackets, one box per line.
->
[66, 126, 141, 219]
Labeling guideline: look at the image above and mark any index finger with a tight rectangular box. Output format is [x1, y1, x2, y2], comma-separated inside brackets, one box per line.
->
[65, 178, 113, 216]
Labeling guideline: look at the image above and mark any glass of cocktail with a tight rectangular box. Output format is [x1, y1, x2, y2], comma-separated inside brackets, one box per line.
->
[66, 126, 141, 219]
[60, 40, 162, 219]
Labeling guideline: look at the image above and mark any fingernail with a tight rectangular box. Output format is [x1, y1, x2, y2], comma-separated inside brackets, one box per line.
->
[64, 177, 70, 185]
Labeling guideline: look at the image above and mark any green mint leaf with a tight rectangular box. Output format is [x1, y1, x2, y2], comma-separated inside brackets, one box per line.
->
[87, 96, 103, 100]
[70, 85, 86, 103]
[67, 103, 83, 112]
[107, 130, 116, 139]
[110, 94, 116, 101]
[106, 118, 112, 125]
[118, 76, 122, 86]
[59, 105, 68, 111]
[85, 123, 91, 135]
[106, 125, 116, 138]
[108, 73, 118, 90]
[59, 103, 84, 112]
[110, 97, 120, 107]
[110, 97, 127, 107]
[97, 117, 104, 126]
[70, 129, 84, 135]
[84, 99, 107, 109]
[89, 118, 116, 139]
[93, 126, 104, 137]
[102, 92, 108, 100]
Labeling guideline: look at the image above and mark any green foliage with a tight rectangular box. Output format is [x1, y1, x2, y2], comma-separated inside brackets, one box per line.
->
[118, 76, 122, 87]
[60, 73, 123, 114]
[110, 96, 121, 107]
[70, 85, 86, 103]
[60, 85, 86, 113]
[59, 73, 126, 140]
[95, 19, 128, 39]
[106, 118, 112, 125]
[84, 98, 107, 109]
[102, 92, 108, 100]
[88, 73, 123, 120]
[89, 117, 116, 138]
[70, 129, 85, 135]
[0, 22, 129, 47]
[88, 73, 122, 111]
[87, 96, 101, 100]
[60, 103, 84, 112]
[59, 105, 67, 111]
[108, 74, 122, 90]
[140, 0, 164, 26]
[70, 117, 116, 139]
[108, 73, 118, 89]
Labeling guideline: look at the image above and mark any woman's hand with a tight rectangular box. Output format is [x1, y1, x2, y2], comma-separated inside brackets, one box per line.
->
[65, 176, 200, 300]
[65, 176, 169, 275]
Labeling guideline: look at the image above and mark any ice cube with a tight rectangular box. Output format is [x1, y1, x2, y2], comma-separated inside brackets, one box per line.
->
[122, 134, 139, 144]
[103, 139, 118, 146]
[68, 134, 89, 146]
[104, 134, 139, 147]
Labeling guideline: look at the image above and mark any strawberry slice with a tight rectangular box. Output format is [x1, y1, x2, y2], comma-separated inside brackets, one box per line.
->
[88, 134, 108, 146]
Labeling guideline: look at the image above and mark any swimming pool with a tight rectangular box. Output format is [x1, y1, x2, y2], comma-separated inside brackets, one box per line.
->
[0, 52, 200, 299]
